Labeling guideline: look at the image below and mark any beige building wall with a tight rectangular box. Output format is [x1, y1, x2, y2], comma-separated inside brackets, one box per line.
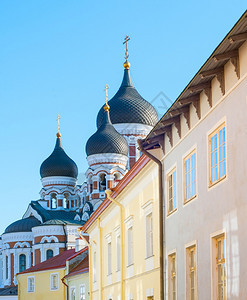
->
[159, 41, 247, 299]
[67, 272, 89, 300]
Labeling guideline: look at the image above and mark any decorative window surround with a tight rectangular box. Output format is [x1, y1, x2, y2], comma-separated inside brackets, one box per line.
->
[50, 273, 59, 291]
[27, 276, 35, 293]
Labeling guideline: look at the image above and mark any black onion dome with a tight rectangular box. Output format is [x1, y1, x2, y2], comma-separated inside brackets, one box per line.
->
[40, 136, 78, 178]
[4, 216, 41, 234]
[96, 68, 158, 128]
[86, 109, 128, 156]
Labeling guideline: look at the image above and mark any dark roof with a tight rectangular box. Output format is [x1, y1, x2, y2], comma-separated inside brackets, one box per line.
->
[43, 219, 83, 226]
[86, 109, 128, 156]
[30, 201, 81, 223]
[96, 68, 158, 127]
[40, 136, 78, 179]
[4, 216, 41, 234]
[0, 286, 18, 295]
[64, 254, 89, 278]
[18, 249, 75, 274]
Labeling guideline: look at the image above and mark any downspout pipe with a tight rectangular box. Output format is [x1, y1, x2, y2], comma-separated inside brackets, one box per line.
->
[77, 229, 92, 300]
[105, 189, 125, 300]
[61, 277, 69, 300]
[138, 140, 164, 300]
[97, 218, 103, 300]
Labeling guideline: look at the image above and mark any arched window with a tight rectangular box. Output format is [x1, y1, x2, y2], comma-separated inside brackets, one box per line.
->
[19, 254, 26, 272]
[51, 193, 57, 209]
[99, 174, 106, 191]
[63, 193, 69, 209]
[46, 249, 54, 260]
[88, 176, 93, 193]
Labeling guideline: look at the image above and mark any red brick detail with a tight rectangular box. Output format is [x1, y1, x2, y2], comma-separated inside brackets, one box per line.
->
[129, 157, 136, 169]
[86, 195, 89, 201]
[35, 249, 41, 265]
[93, 181, 98, 189]
[91, 193, 99, 199]
[107, 180, 113, 189]
[71, 200, 74, 208]
[129, 145, 136, 156]
[46, 200, 50, 208]
[58, 199, 63, 207]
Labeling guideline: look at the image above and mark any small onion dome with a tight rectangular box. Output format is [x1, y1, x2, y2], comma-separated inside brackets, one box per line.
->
[40, 134, 78, 179]
[86, 107, 128, 156]
[96, 66, 158, 128]
[4, 216, 41, 234]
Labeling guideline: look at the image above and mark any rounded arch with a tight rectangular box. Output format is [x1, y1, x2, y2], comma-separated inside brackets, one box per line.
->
[99, 173, 107, 191]
[50, 193, 57, 209]
[81, 212, 90, 223]
[14, 241, 30, 249]
[41, 236, 59, 244]
[46, 249, 54, 260]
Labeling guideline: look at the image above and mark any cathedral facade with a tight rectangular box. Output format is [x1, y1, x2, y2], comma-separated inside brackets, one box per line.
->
[0, 58, 158, 293]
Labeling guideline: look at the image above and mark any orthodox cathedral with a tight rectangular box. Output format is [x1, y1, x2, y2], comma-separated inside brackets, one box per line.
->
[0, 48, 158, 291]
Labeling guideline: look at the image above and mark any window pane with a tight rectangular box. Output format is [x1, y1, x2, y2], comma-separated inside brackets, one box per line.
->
[173, 171, 176, 209]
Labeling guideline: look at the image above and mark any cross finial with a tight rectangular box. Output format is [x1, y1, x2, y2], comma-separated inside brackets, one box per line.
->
[123, 35, 130, 61]
[56, 114, 61, 138]
[104, 84, 110, 111]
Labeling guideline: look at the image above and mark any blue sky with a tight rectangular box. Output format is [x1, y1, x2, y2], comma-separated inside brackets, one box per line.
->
[0, 1, 246, 233]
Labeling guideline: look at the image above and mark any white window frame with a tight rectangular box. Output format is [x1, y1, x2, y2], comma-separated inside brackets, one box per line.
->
[183, 149, 197, 203]
[166, 167, 177, 215]
[208, 122, 226, 187]
[70, 286, 76, 300]
[125, 216, 134, 267]
[93, 250, 97, 283]
[79, 284, 86, 300]
[27, 276, 35, 293]
[50, 272, 59, 291]
[105, 233, 112, 276]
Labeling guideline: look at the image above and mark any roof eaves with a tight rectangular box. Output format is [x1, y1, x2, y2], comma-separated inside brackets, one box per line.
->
[145, 10, 247, 141]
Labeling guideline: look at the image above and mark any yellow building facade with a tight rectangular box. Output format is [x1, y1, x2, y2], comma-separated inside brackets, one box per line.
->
[18, 268, 65, 300]
[82, 155, 161, 300]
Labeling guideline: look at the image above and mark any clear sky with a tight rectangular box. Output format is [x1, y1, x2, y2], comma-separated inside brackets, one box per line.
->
[0, 1, 246, 234]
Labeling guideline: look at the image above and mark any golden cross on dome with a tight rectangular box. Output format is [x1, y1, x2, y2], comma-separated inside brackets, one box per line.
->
[104, 84, 110, 104]
[104, 84, 110, 111]
[56, 114, 61, 136]
[123, 35, 130, 60]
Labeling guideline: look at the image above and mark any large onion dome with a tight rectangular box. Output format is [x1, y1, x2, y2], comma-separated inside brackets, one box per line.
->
[40, 134, 78, 179]
[86, 104, 128, 156]
[4, 216, 41, 234]
[96, 64, 158, 128]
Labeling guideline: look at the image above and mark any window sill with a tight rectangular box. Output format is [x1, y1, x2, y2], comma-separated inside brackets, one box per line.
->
[184, 195, 197, 205]
[145, 255, 154, 260]
[209, 174, 226, 188]
[167, 208, 177, 217]
[127, 263, 134, 268]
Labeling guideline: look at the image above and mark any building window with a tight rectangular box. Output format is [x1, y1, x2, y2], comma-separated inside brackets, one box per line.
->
[169, 253, 176, 300]
[127, 226, 133, 266]
[19, 254, 26, 272]
[99, 173, 106, 191]
[93, 251, 97, 283]
[186, 245, 196, 300]
[80, 285, 86, 300]
[51, 193, 57, 209]
[71, 287, 76, 300]
[184, 150, 196, 203]
[27, 276, 35, 293]
[46, 249, 54, 260]
[5, 256, 8, 280]
[216, 235, 226, 299]
[116, 234, 121, 272]
[167, 168, 177, 214]
[50, 273, 59, 290]
[107, 241, 112, 275]
[209, 124, 226, 185]
[146, 213, 153, 258]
